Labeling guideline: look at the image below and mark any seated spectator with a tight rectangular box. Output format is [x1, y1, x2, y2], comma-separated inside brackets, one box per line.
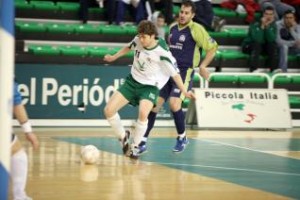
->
[259, 0, 295, 19]
[193, 0, 226, 32]
[97, 0, 117, 24]
[144, 0, 173, 25]
[79, 0, 116, 24]
[242, 6, 279, 72]
[221, 0, 260, 24]
[151, 11, 166, 39]
[79, 0, 96, 24]
[282, 0, 300, 22]
[276, 10, 300, 72]
[115, 0, 146, 25]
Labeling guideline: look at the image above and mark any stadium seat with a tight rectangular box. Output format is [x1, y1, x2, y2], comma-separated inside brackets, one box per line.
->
[124, 25, 138, 36]
[182, 98, 191, 109]
[289, 95, 300, 109]
[30, 1, 59, 11]
[239, 75, 268, 88]
[46, 23, 75, 34]
[60, 46, 88, 56]
[28, 45, 60, 56]
[219, 49, 249, 69]
[213, 7, 237, 18]
[16, 21, 47, 33]
[15, 0, 34, 10]
[209, 75, 239, 88]
[226, 28, 247, 38]
[101, 25, 127, 35]
[88, 47, 117, 57]
[56, 2, 80, 12]
[75, 24, 101, 34]
[193, 73, 201, 88]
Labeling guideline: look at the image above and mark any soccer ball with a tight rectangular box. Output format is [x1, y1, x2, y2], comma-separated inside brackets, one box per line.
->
[80, 145, 100, 164]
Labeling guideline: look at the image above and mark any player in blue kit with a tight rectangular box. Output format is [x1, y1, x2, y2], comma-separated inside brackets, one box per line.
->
[11, 81, 39, 200]
[137, 0, 218, 154]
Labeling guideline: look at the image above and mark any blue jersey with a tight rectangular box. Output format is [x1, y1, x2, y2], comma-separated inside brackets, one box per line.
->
[169, 20, 218, 70]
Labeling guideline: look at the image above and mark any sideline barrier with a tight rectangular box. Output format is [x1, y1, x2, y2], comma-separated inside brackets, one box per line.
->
[186, 73, 299, 128]
[270, 73, 300, 127]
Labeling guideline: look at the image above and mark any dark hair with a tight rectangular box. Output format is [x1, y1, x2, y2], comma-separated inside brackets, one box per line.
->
[157, 12, 165, 20]
[283, 9, 296, 16]
[181, 0, 196, 14]
[263, 6, 275, 13]
[137, 20, 158, 36]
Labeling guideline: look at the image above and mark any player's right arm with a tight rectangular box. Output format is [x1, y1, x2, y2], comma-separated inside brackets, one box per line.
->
[103, 46, 131, 62]
[104, 36, 138, 63]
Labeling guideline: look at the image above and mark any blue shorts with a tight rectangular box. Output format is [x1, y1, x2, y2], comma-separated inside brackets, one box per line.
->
[14, 82, 22, 106]
[159, 68, 194, 101]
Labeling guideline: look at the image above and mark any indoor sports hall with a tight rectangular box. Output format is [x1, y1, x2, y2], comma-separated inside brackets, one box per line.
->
[1, 0, 300, 199]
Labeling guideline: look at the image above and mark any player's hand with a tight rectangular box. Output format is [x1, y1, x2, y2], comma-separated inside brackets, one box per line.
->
[184, 91, 196, 100]
[104, 54, 116, 62]
[26, 133, 39, 150]
[199, 67, 210, 81]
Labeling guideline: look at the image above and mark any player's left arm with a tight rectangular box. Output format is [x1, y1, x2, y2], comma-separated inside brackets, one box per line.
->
[162, 55, 195, 99]
[13, 104, 39, 150]
[13, 82, 39, 150]
[192, 24, 218, 80]
[199, 47, 217, 80]
[172, 74, 195, 99]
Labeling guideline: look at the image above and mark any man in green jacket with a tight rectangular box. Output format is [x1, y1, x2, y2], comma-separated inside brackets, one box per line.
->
[242, 6, 279, 72]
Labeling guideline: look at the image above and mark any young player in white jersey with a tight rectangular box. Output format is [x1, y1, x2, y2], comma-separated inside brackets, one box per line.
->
[103, 20, 195, 158]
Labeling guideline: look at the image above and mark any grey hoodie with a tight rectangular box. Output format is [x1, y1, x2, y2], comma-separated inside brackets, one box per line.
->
[276, 19, 300, 47]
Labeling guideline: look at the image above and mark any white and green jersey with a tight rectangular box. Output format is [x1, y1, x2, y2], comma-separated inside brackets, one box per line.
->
[128, 36, 179, 89]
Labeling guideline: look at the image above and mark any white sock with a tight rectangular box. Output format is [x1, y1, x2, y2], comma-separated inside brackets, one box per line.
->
[141, 137, 148, 143]
[11, 149, 29, 200]
[179, 132, 186, 139]
[133, 120, 148, 146]
[107, 113, 126, 139]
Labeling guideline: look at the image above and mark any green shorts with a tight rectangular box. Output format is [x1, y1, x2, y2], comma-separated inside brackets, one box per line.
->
[118, 74, 159, 107]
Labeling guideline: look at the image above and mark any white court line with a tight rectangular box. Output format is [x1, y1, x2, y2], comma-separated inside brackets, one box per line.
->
[146, 161, 300, 177]
[200, 138, 268, 154]
[141, 138, 300, 177]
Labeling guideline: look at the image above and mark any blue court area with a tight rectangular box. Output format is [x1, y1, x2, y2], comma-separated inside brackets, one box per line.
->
[55, 136, 300, 199]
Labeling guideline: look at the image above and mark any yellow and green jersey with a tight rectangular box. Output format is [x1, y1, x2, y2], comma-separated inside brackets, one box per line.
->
[169, 20, 218, 69]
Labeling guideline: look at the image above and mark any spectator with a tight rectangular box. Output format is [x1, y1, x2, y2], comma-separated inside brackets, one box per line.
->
[221, 0, 260, 24]
[151, 11, 166, 39]
[193, 0, 226, 31]
[259, 0, 295, 19]
[282, 0, 300, 22]
[144, 0, 174, 25]
[11, 81, 39, 200]
[242, 6, 279, 72]
[276, 9, 300, 72]
[115, 0, 146, 25]
[79, 0, 116, 24]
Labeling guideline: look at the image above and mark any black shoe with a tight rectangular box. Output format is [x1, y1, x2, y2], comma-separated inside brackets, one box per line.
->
[121, 130, 130, 156]
[129, 146, 140, 159]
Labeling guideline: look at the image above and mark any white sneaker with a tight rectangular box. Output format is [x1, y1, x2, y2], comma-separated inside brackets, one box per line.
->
[272, 68, 282, 74]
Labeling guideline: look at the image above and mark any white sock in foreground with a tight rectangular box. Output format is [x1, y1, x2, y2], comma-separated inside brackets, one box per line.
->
[107, 113, 126, 140]
[11, 149, 31, 200]
[133, 120, 148, 147]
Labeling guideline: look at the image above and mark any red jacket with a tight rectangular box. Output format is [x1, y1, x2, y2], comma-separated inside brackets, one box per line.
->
[221, 0, 260, 23]
[282, 0, 300, 5]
